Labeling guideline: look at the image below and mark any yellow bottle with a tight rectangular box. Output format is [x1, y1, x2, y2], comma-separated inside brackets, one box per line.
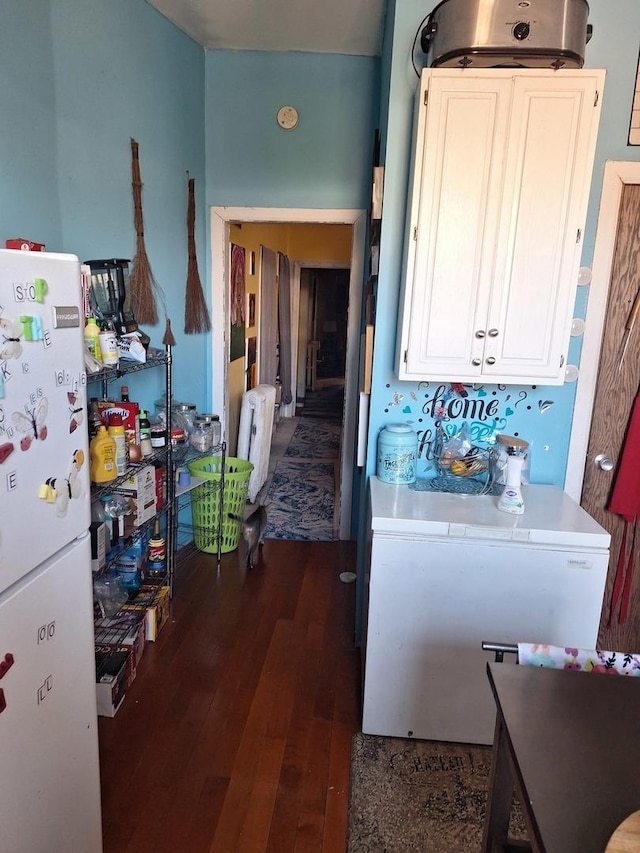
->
[84, 317, 102, 362]
[90, 425, 117, 483]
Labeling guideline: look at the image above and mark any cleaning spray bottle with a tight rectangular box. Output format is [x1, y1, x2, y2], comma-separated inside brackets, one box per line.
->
[497, 454, 525, 515]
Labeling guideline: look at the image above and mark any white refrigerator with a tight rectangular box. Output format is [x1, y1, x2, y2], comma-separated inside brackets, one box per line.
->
[0, 250, 102, 852]
[362, 478, 611, 745]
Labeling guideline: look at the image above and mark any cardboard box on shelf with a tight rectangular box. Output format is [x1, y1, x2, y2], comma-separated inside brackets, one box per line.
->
[120, 584, 170, 642]
[118, 464, 156, 531]
[90, 521, 108, 573]
[94, 612, 146, 686]
[95, 647, 130, 717]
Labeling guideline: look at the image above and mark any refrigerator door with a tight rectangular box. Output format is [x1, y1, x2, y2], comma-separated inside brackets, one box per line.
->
[0, 250, 90, 593]
[0, 535, 102, 853]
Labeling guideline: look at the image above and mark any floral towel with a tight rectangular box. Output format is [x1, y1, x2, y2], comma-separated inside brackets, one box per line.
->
[517, 643, 640, 675]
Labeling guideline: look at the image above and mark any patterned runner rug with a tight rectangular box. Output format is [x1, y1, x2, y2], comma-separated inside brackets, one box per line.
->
[263, 460, 335, 541]
[348, 733, 527, 852]
[284, 419, 341, 459]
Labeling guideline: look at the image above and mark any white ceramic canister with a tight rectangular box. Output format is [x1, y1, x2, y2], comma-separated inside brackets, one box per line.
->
[377, 423, 418, 485]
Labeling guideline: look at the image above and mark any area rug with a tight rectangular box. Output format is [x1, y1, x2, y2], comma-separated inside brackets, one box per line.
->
[284, 419, 341, 459]
[263, 460, 335, 541]
[347, 733, 527, 853]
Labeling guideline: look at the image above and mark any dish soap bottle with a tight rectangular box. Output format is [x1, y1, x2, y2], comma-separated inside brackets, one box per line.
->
[497, 454, 525, 515]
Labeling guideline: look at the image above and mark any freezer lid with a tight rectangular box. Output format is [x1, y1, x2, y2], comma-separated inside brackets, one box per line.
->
[369, 479, 611, 550]
[0, 250, 89, 594]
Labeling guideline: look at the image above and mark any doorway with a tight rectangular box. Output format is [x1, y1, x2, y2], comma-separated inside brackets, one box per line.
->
[210, 207, 366, 539]
[566, 161, 640, 650]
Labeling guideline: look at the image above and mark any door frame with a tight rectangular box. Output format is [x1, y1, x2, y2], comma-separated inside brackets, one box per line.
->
[210, 206, 366, 539]
[565, 161, 640, 500]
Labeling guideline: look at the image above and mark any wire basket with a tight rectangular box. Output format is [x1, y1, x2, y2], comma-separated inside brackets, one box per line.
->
[431, 445, 497, 495]
[187, 456, 253, 553]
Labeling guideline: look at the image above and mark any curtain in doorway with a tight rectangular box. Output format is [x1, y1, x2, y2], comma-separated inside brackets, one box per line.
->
[259, 246, 278, 386]
[278, 252, 293, 405]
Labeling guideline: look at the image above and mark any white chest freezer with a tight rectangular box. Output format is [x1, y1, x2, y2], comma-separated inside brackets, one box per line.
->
[362, 479, 610, 744]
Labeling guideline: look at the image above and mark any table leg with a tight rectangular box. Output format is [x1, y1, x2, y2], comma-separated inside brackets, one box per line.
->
[482, 714, 515, 853]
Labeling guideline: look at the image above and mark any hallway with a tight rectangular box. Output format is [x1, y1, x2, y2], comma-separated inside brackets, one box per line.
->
[255, 385, 345, 541]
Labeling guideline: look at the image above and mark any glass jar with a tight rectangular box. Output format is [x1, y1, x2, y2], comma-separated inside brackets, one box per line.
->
[175, 403, 197, 434]
[197, 413, 221, 447]
[170, 426, 189, 463]
[190, 419, 212, 453]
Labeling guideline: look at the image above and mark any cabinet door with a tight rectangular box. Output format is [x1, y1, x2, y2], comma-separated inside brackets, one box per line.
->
[398, 73, 512, 381]
[397, 69, 604, 385]
[484, 73, 603, 383]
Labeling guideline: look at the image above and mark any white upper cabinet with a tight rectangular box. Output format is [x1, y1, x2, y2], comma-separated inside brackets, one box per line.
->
[397, 68, 605, 385]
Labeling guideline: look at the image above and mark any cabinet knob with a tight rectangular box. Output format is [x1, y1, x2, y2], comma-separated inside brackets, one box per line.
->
[472, 358, 482, 366]
[488, 328, 499, 337]
[594, 453, 614, 472]
[485, 357, 496, 365]
[475, 329, 486, 339]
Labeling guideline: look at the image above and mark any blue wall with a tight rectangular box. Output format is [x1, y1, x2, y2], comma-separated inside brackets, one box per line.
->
[205, 50, 379, 211]
[0, 0, 207, 411]
[368, 0, 640, 487]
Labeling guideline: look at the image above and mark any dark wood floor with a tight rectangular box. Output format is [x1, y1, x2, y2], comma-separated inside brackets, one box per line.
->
[98, 538, 361, 853]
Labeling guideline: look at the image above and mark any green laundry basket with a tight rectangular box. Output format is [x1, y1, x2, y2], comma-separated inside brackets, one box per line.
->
[187, 456, 253, 553]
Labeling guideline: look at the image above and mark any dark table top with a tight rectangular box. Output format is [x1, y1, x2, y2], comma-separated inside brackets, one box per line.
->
[487, 662, 640, 853]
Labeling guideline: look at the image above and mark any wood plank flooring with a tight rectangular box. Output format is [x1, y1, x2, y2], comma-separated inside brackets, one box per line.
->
[98, 539, 361, 853]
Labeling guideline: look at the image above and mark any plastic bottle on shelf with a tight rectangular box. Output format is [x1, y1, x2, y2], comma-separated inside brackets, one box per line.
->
[139, 410, 153, 458]
[147, 518, 167, 578]
[88, 397, 104, 440]
[90, 425, 117, 483]
[107, 413, 127, 476]
[120, 385, 130, 402]
[84, 317, 102, 362]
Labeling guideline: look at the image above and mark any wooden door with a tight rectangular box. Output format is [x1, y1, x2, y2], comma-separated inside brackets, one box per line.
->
[581, 184, 640, 651]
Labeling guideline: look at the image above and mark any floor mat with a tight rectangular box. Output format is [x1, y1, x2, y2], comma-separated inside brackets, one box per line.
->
[284, 419, 341, 459]
[263, 460, 335, 541]
[347, 733, 527, 852]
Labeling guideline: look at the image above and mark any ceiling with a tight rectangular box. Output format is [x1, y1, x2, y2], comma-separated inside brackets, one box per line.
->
[146, 0, 387, 56]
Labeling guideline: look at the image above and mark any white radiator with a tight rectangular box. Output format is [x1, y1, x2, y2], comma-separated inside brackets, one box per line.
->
[237, 384, 276, 503]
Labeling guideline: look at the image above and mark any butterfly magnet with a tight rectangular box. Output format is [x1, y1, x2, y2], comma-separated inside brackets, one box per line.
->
[68, 391, 83, 433]
[12, 397, 48, 450]
[0, 318, 23, 361]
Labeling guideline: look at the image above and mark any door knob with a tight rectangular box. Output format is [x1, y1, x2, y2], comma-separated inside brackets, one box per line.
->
[488, 328, 499, 337]
[485, 357, 496, 365]
[594, 453, 614, 472]
[475, 330, 486, 339]
[472, 358, 482, 366]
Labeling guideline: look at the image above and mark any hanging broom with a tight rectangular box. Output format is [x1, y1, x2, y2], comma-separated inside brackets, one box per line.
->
[129, 138, 160, 325]
[184, 173, 211, 334]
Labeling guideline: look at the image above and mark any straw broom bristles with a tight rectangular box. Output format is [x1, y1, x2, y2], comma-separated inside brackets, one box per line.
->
[184, 175, 211, 334]
[130, 138, 160, 326]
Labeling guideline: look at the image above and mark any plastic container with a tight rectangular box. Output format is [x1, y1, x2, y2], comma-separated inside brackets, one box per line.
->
[84, 318, 102, 362]
[187, 456, 253, 553]
[90, 425, 117, 483]
[98, 330, 118, 366]
[107, 413, 127, 476]
[377, 423, 418, 485]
